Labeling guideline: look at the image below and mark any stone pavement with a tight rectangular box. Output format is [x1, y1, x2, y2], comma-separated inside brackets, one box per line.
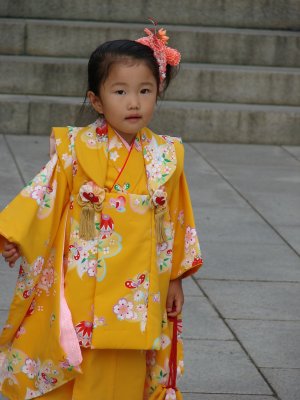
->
[0, 135, 299, 400]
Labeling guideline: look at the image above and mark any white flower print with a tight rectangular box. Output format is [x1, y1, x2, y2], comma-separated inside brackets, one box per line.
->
[113, 299, 134, 320]
[61, 153, 72, 168]
[184, 226, 197, 249]
[40, 268, 54, 288]
[160, 334, 171, 350]
[87, 260, 97, 277]
[143, 281, 150, 290]
[22, 358, 38, 379]
[134, 290, 144, 302]
[33, 256, 44, 276]
[103, 247, 110, 255]
[165, 388, 177, 400]
[30, 185, 46, 205]
[109, 151, 120, 162]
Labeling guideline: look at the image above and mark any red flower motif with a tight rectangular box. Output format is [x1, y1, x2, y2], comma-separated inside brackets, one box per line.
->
[96, 125, 108, 137]
[155, 196, 166, 206]
[192, 255, 203, 267]
[75, 321, 93, 348]
[82, 191, 99, 203]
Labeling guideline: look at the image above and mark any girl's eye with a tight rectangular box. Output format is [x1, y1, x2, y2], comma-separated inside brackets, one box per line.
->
[115, 90, 126, 95]
[141, 88, 151, 94]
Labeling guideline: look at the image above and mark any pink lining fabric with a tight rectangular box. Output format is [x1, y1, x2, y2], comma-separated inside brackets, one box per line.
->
[59, 256, 82, 367]
[114, 130, 134, 151]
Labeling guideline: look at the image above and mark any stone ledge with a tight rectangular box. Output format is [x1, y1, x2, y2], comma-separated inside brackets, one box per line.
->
[1, 95, 300, 144]
[0, 0, 300, 29]
[1, 18, 299, 67]
[1, 56, 300, 105]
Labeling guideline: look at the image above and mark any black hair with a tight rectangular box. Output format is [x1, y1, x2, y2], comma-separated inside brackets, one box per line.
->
[76, 39, 178, 124]
[87, 39, 178, 97]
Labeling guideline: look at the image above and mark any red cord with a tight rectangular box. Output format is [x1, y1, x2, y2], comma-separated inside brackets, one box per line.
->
[166, 316, 178, 389]
[109, 140, 134, 192]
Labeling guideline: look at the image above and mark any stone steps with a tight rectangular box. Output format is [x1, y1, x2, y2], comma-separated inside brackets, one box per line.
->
[1, 94, 300, 145]
[1, 0, 300, 29]
[1, 3, 300, 143]
[1, 55, 300, 106]
[1, 18, 300, 67]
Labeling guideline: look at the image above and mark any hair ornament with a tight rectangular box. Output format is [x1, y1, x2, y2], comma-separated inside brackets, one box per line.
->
[136, 18, 181, 90]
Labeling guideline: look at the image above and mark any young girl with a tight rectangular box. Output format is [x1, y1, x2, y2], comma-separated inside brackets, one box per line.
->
[0, 23, 203, 400]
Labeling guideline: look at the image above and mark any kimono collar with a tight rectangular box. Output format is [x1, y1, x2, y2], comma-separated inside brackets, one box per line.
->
[75, 118, 177, 193]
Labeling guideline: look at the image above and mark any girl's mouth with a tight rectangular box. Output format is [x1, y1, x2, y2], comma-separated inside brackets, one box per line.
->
[125, 115, 142, 121]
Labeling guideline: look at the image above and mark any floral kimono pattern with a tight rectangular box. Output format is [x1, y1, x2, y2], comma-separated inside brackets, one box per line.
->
[0, 118, 203, 399]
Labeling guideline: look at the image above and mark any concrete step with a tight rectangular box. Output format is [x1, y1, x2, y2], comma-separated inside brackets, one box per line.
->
[1, 55, 300, 106]
[1, 94, 299, 145]
[1, 0, 300, 29]
[1, 18, 300, 67]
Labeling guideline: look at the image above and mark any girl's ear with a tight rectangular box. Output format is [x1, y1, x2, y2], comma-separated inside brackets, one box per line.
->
[87, 91, 103, 114]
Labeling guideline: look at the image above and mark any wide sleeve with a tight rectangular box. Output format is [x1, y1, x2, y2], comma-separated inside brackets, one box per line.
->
[168, 156, 203, 280]
[0, 153, 70, 265]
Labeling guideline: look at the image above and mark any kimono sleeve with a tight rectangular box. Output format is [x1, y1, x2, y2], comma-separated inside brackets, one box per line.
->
[0, 153, 70, 265]
[169, 170, 203, 280]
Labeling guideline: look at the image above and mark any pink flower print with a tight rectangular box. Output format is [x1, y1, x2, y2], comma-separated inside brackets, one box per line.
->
[178, 210, 184, 226]
[146, 350, 156, 367]
[22, 358, 38, 379]
[31, 185, 46, 205]
[33, 257, 44, 276]
[41, 268, 54, 288]
[185, 226, 197, 249]
[87, 260, 97, 277]
[165, 388, 177, 400]
[82, 250, 89, 259]
[113, 299, 134, 320]
[17, 282, 25, 291]
[160, 334, 171, 350]
[136, 304, 146, 312]
[15, 325, 26, 338]
[26, 279, 34, 287]
[87, 138, 96, 146]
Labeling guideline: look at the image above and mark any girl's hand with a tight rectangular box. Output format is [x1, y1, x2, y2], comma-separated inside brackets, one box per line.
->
[166, 277, 184, 317]
[2, 240, 20, 268]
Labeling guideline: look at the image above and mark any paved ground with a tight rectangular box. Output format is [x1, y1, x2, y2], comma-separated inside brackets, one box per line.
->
[0, 134, 300, 400]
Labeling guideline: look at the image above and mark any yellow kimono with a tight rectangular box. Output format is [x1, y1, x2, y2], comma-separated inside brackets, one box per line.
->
[0, 118, 203, 400]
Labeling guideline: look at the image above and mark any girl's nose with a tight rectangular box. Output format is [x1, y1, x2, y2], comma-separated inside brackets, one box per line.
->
[128, 94, 140, 109]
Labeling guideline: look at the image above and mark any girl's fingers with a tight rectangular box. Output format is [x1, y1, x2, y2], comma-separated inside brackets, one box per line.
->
[167, 300, 179, 317]
[166, 295, 174, 314]
[167, 297, 183, 317]
[3, 250, 20, 266]
[4, 241, 17, 250]
[3, 248, 17, 258]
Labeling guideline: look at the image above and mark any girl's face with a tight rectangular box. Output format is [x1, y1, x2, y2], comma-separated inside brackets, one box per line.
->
[88, 60, 158, 144]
